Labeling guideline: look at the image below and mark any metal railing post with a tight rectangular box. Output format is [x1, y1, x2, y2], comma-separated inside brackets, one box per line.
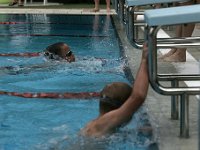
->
[199, 95, 200, 150]
[44, 0, 47, 5]
[126, 6, 133, 42]
[118, 0, 125, 23]
[171, 80, 179, 120]
[114, 0, 119, 13]
[180, 93, 189, 138]
[199, 61, 200, 150]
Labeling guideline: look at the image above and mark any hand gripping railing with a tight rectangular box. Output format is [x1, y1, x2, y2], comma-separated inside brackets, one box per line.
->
[144, 4, 200, 138]
[124, 0, 189, 49]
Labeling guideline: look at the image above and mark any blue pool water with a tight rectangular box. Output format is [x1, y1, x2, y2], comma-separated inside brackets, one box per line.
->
[0, 14, 156, 150]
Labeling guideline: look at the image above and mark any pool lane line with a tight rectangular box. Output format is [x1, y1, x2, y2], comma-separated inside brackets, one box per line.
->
[0, 22, 70, 25]
[0, 52, 107, 59]
[0, 91, 100, 99]
[0, 34, 109, 38]
[0, 52, 40, 57]
[0, 22, 103, 26]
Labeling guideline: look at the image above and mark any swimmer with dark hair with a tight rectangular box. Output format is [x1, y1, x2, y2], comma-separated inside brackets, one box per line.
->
[81, 43, 149, 137]
[44, 42, 75, 63]
[99, 82, 132, 114]
[0, 42, 75, 76]
[0, 42, 75, 63]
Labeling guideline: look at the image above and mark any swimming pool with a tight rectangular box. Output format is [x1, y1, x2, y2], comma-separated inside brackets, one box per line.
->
[0, 14, 156, 150]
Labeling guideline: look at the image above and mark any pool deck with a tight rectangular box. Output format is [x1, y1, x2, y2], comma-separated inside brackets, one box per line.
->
[0, 2, 116, 15]
[0, 3, 199, 150]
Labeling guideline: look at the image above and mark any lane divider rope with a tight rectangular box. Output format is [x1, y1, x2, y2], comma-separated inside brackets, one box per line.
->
[0, 22, 94, 25]
[0, 52, 40, 57]
[0, 91, 100, 99]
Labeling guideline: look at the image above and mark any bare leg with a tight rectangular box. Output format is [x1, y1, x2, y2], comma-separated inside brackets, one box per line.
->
[161, 0, 195, 62]
[18, 0, 24, 6]
[155, 3, 176, 59]
[159, 25, 182, 59]
[164, 23, 195, 62]
[92, 0, 100, 12]
[106, 0, 111, 12]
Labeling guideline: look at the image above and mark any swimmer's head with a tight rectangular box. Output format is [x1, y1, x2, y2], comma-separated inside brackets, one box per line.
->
[99, 82, 132, 115]
[44, 42, 75, 63]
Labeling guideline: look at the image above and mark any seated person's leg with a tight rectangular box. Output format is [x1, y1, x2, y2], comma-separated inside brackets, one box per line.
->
[160, 0, 196, 62]
[163, 23, 195, 62]
[92, 0, 100, 12]
[106, 0, 111, 12]
[18, 0, 24, 6]
[159, 24, 182, 59]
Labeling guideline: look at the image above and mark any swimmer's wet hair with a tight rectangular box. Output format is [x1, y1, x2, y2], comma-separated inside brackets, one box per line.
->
[44, 42, 69, 60]
[99, 82, 132, 113]
[45, 42, 66, 55]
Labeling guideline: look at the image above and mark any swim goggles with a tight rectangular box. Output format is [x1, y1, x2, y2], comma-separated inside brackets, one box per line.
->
[100, 94, 123, 108]
[66, 50, 73, 58]
[44, 51, 60, 60]
[44, 50, 73, 60]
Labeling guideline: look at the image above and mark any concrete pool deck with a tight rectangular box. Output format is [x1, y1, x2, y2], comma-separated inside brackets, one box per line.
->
[0, 2, 116, 15]
[0, 4, 199, 150]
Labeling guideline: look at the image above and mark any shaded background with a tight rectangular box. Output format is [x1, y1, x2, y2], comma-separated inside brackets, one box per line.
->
[37, 0, 105, 4]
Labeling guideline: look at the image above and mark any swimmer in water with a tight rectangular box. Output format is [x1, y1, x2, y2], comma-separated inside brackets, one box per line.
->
[81, 43, 149, 137]
[0, 42, 75, 75]
[0, 42, 75, 62]
[44, 42, 75, 63]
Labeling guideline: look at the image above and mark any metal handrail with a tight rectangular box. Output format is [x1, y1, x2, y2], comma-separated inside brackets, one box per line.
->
[158, 74, 200, 81]
[118, 0, 126, 23]
[146, 25, 200, 138]
[147, 26, 200, 94]
[124, 4, 200, 49]
[132, 37, 200, 49]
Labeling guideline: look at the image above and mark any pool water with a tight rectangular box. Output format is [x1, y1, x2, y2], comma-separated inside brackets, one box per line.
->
[0, 14, 156, 150]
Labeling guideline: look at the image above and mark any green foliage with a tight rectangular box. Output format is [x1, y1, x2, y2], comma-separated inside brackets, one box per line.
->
[0, 0, 10, 4]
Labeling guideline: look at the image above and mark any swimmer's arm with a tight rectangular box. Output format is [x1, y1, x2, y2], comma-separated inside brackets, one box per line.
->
[109, 43, 149, 127]
[83, 44, 149, 135]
